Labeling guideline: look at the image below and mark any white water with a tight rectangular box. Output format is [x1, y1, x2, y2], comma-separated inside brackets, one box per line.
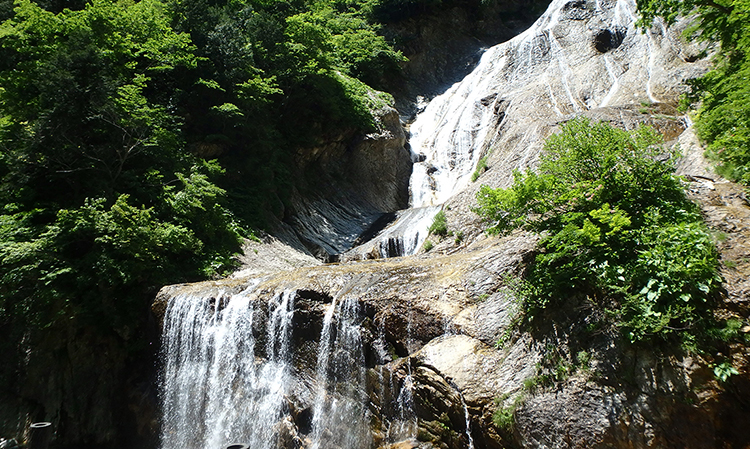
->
[159, 287, 387, 449]
[308, 295, 370, 449]
[408, 46, 506, 209]
[357, 0, 668, 258]
[355, 48, 506, 257]
[459, 391, 475, 449]
[160, 284, 295, 449]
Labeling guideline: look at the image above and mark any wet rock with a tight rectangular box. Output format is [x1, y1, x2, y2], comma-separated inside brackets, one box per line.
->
[275, 417, 304, 449]
[430, 0, 713, 241]
[380, 0, 551, 114]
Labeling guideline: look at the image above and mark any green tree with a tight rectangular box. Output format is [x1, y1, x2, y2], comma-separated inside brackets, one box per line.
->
[0, 0, 197, 205]
[475, 118, 722, 343]
[0, 0, 243, 333]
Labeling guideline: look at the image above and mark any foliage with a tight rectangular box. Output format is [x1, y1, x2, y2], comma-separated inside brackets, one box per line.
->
[0, 162, 242, 331]
[492, 393, 523, 434]
[713, 361, 740, 382]
[428, 210, 448, 236]
[0, 0, 408, 341]
[0, 0, 196, 204]
[695, 57, 750, 184]
[423, 239, 434, 251]
[475, 118, 722, 344]
[521, 346, 595, 392]
[636, 0, 750, 186]
[163, 0, 406, 227]
[0, 0, 245, 343]
[471, 155, 488, 182]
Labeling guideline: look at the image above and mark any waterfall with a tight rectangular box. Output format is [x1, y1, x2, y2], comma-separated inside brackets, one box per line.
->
[348, 48, 504, 258]
[308, 295, 371, 449]
[159, 284, 296, 449]
[159, 286, 381, 449]
[346, 0, 666, 260]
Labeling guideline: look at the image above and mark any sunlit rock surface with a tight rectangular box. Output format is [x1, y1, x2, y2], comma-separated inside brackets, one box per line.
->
[272, 105, 412, 260]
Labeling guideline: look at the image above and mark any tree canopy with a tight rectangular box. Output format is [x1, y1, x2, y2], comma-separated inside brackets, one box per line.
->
[0, 0, 406, 351]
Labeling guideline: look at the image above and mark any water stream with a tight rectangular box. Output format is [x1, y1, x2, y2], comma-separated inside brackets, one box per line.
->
[160, 283, 295, 449]
[355, 0, 648, 259]
[352, 42, 507, 257]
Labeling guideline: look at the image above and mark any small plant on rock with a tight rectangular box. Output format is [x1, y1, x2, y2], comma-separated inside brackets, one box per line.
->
[472, 156, 490, 182]
[429, 210, 449, 236]
[493, 394, 524, 434]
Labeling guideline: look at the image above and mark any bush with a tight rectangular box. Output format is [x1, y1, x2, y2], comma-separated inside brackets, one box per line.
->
[492, 394, 523, 434]
[429, 210, 449, 236]
[474, 118, 722, 344]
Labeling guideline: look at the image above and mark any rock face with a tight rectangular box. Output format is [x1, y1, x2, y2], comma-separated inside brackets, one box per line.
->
[153, 233, 543, 449]
[0, 319, 160, 449]
[273, 105, 413, 260]
[154, 210, 750, 449]
[270, 0, 556, 261]
[152, 0, 750, 448]
[435, 0, 711, 235]
[341, 0, 712, 260]
[379, 0, 551, 114]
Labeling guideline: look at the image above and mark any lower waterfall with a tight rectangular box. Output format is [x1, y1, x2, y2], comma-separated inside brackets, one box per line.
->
[159, 285, 414, 449]
[160, 284, 297, 449]
[308, 295, 370, 449]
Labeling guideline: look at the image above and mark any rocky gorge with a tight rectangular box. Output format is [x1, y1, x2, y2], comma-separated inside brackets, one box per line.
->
[152, 0, 750, 448]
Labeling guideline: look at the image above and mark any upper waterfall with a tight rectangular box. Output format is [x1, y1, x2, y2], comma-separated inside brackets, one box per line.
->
[343, 0, 706, 260]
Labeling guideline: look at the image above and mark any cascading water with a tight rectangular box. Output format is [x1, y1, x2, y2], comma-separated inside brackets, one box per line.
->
[308, 294, 371, 449]
[350, 48, 506, 258]
[346, 0, 678, 260]
[160, 282, 391, 449]
[160, 283, 295, 449]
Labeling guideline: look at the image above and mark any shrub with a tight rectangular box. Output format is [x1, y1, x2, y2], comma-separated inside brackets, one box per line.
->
[474, 118, 722, 344]
[637, 0, 750, 186]
[429, 210, 449, 236]
[492, 394, 524, 434]
[471, 156, 489, 182]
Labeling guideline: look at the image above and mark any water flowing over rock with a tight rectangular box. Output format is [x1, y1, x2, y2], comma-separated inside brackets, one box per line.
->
[155, 235, 539, 449]
[155, 0, 750, 447]
[343, 0, 711, 260]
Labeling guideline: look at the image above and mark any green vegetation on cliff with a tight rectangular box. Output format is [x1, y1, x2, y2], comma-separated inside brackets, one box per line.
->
[475, 118, 722, 344]
[0, 0, 405, 437]
[637, 0, 750, 185]
[0, 0, 405, 332]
